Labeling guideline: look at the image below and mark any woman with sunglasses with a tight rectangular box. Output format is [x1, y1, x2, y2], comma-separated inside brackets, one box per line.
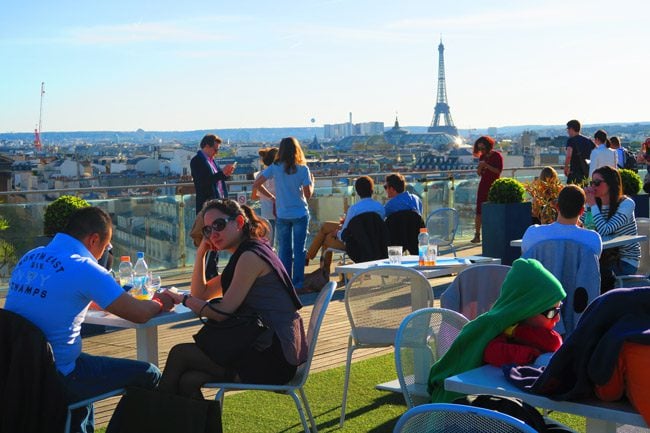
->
[159, 199, 307, 398]
[253, 137, 314, 290]
[584, 166, 640, 278]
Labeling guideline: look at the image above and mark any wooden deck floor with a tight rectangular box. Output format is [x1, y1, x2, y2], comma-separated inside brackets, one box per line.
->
[2, 243, 483, 428]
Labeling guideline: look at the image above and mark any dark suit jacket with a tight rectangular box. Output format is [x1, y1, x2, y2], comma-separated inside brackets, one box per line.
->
[341, 212, 389, 263]
[190, 150, 229, 214]
[385, 210, 425, 255]
[0, 309, 67, 433]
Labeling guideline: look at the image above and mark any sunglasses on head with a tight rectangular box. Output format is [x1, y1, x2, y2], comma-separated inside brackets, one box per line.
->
[540, 303, 562, 319]
[202, 216, 237, 237]
[590, 179, 603, 187]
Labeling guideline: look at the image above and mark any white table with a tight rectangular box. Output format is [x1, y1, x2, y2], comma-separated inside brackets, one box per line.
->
[444, 364, 647, 433]
[84, 305, 197, 366]
[335, 255, 501, 280]
[510, 234, 647, 249]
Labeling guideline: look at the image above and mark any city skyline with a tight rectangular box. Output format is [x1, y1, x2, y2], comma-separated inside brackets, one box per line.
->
[1, 0, 649, 133]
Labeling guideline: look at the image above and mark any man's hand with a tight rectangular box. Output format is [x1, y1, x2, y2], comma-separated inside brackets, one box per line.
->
[153, 291, 177, 312]
[223, 164, 236, 176]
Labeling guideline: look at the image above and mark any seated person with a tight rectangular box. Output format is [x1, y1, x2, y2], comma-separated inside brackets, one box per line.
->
[506, 288, 650, 426]
[384, 172, 423, 218]
[584, 166, 640, 276]
[483, 301, 563, 367]
[522, 184, 602, 257]
[159, 199, 307, 399]
[428, 258, 566, 402]
[305, 176, 384, 272]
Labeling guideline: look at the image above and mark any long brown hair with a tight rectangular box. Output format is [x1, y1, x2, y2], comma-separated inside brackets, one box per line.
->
[594, 166, 623, 219]
[276, 137, 306, 174]
[202, 199, 270, 241]
[473, 135, 495, 157]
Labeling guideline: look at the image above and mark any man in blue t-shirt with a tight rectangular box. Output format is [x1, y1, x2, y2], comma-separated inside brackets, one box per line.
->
[564, 119, 595, 185]
[5, 207, 178, 433]
[384, 172, 423, 217]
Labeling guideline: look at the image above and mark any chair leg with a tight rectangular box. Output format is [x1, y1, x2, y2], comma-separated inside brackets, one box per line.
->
[64, 409, 72, 433]
[339, 335, 355, 427]
[289, 390, 311, 433]
[299, 386, 318, 433]
[451, 244, 457, 257]
[215, 388, 225, 411]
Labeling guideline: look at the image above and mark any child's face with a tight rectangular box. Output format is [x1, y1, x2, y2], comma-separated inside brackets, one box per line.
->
[523, 301, 562, 330]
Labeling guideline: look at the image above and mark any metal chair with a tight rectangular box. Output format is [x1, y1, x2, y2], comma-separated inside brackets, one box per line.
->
[440, 265, 511, 320]
[340, 266, 434, 427]
[394, 308, 469, 409]
[65, 389, 125, 433]
[426, 208, 460, 257]
[203, 281, 336, 433]
[615, 217, 650, 288]
[393, 403, 539, 433]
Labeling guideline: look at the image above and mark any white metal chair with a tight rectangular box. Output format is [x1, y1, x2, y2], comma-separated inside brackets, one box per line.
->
[615, 217, 650, 288]
[65, 389, 125, 433]
[203, 281, 336, 433]
[394, 308, 469, 409]
[393, 403, 539, 433]
[340, 266, 434, 427]
[440, 265, 511, 321]
[426, 208, 460, 257]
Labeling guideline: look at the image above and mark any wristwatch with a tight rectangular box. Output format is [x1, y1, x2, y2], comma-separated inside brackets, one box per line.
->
[182, 294, 191, 307]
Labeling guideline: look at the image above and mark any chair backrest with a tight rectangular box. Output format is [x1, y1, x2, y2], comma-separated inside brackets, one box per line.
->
[440, 265, 511, 320]
[386, 210, 426, 255]
[426, 208, 459, 248]
[636, 217, 650, 275]
[394, 308, 469, 408]
[288, 281, 336, 387]
[345, 266, 434, 347]
[522, 239, 600, 336]
[342, 211, 389, 263]
[393, 403, 539, 433]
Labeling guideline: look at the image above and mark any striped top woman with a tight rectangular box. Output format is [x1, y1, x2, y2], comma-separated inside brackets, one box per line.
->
[585, 166, 640, 275]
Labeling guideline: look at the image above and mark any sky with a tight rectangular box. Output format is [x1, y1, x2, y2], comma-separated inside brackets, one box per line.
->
[1, 0, 649, 133]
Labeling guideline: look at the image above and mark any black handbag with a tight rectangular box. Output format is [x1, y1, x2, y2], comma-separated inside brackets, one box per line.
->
[108, 386, 222, 433]
[193, 299, 269, 368]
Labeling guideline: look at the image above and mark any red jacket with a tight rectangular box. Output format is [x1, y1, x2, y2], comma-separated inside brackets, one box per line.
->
[483, 323, 562, 367]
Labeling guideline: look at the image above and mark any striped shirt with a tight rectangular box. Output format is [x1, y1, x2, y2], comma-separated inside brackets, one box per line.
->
[591, 197, 640, 267]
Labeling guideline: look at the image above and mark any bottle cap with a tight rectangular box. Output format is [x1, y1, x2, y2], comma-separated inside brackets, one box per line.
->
[419, 228, 428, 233]
[137, 251, 144, 259]
[120, 256, 130, 262]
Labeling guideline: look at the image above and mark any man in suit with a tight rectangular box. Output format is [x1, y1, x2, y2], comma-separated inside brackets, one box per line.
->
[190, 134, 235, 278]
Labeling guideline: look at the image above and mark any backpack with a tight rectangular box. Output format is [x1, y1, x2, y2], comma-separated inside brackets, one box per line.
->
[453, 394, 548, 432]
[622, 148, 638, 172]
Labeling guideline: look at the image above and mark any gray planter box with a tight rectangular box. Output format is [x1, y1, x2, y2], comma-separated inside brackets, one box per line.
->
[482, 202, 532, 266]
[631, 194, 649, 219]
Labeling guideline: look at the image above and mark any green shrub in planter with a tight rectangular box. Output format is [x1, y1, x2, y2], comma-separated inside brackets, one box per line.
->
[43, 195, 90, 236]
[619, 168, 642, 196]
[487, 178, 526, 204]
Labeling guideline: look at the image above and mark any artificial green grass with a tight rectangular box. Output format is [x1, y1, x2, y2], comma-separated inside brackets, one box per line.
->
[97, 353, 589, 432]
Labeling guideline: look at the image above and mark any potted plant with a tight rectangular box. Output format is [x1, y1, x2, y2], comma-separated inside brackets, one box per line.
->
[619, 169, 648, 218]
[482, 178, 532, 265]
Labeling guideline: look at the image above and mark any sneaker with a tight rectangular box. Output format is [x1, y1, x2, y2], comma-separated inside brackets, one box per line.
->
[470, 234, 481, 244]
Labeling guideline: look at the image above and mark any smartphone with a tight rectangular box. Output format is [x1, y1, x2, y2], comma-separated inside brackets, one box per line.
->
[232, 161, 238, 169]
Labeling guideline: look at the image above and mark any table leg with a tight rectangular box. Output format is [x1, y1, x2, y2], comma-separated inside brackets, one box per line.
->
[136, 327, 159, 366]
[585, 417, 617, 433]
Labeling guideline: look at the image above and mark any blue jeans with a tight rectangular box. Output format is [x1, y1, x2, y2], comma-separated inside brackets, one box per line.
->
[276, 215, 309, 288]
[59, 353, 161, 433]
[613, 260, 638, 276]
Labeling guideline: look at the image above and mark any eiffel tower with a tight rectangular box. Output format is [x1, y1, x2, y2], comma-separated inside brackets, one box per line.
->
[428, 39, 458, 136]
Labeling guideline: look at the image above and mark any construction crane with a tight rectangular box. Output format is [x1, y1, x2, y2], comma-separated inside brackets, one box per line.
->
[34, 82, 45, 151]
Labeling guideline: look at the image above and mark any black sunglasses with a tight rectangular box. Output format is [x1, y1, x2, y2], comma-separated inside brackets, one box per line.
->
[540, 303, 562, 319]
[590, 179, 603, 187]
[202, 216, 237, 237]
[383, 184, 389, 190]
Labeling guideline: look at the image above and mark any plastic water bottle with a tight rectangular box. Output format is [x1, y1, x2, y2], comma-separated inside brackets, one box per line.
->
[132, 252, 150, 300]
[118, 255, 133, 291]
[584, 206, 596, 231]
[418, 228, 429, 266]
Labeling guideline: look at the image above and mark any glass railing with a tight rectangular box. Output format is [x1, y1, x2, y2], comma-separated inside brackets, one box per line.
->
[1, 165, 634, 289]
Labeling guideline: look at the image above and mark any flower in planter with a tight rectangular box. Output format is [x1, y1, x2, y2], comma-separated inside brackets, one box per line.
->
[525, 177, 564, 224]
[619, 168, 642, 196]
[487, 177, 526, 204]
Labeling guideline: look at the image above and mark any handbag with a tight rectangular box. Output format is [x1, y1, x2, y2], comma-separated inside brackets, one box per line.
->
[108, 386, 222, 433]
[193, 299, 269, 368]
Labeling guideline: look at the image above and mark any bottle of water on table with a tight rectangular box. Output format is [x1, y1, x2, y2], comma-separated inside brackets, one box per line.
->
[418, 228, 429, 266]
[118, 255, 133, 291]
[132, 251, 150, 300]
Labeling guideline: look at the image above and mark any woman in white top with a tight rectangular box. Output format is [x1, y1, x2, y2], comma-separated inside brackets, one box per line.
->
[588, 129, 617, 177]
[252, 147, 278, 246]
[585, 166, 640, 276]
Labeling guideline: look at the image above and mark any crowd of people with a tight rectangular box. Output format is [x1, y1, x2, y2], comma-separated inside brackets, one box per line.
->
[4, 127, 650, 432]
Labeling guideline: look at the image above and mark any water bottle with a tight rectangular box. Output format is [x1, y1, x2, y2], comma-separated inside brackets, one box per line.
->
[132, 251, 150, 300]
[418, 228, 429, 266]
[427, 238, 438, 266]
[118, 255, 133, 291]
[584, 206, 596, 231]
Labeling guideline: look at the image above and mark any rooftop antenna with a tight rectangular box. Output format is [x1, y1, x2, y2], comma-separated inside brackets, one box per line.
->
[34, 82, 45, 151]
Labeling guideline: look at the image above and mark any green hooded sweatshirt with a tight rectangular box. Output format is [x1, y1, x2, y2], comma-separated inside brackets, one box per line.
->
[428, 258, 567, 402]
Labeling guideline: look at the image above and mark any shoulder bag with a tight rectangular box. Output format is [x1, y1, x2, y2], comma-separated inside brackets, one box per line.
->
[193, 299, 269, 368]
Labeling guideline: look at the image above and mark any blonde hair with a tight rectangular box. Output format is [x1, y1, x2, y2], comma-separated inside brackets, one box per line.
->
[539, 166, 559, 183]
[277, 137, 306, 174]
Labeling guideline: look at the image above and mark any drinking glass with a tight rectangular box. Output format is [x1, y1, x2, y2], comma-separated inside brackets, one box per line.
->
[148, 273, 162, 293]
[387, 246, 403, 264]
